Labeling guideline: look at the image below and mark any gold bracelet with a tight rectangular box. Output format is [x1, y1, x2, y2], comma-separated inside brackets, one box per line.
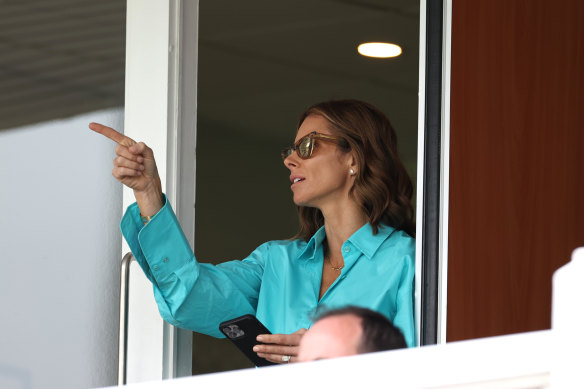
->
[140, 214, 154, 225]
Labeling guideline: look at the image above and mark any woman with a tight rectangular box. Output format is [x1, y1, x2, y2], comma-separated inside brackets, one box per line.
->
[90, 99, 416, 364]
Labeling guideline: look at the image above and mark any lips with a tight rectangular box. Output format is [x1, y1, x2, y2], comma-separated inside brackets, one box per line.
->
[290, 175, 305, 185]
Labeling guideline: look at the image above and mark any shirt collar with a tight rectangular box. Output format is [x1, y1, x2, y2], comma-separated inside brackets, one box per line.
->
[297, 225, 327, 261]
[297, 223, 396, 261]
[348, 223, 396, 260]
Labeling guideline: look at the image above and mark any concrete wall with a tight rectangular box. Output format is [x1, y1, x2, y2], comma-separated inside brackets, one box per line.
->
[0, 108, 123, 389]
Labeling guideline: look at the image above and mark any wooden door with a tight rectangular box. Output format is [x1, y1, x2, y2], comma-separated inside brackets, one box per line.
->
[447, 0, 584, 341]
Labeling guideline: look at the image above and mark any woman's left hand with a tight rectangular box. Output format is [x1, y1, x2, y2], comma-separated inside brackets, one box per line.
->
[253, 328, 307, 364]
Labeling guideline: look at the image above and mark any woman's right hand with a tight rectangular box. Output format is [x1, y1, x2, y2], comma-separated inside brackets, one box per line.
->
[253, 329, 307, 364]
[89, 123, 164, 217]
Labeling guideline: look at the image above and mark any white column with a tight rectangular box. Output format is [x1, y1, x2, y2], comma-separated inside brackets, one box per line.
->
[122, 0, 197, 383]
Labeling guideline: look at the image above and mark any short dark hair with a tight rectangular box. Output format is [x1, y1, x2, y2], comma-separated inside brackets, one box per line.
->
[316, 306, 407, 353]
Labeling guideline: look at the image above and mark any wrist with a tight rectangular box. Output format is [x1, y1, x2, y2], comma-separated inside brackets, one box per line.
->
[134, 182, 164, 218]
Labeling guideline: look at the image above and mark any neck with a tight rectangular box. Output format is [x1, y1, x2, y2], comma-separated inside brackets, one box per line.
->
[320, 199, 368, 254]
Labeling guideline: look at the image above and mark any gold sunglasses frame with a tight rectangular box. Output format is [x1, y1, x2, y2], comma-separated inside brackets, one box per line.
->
[281, 131, 341, 160]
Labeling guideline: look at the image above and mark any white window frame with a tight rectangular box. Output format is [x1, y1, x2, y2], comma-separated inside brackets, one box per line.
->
[122, 0, 452, 379]
[123, 0, 197, 382]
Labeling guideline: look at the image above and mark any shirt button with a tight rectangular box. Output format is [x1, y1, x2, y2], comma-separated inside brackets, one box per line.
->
[153, 265, 159, 271]
[344, 247, 350, 253]
[163, 257, 169, 263]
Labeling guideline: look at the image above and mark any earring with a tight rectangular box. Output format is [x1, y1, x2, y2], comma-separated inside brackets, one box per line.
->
[350, 169, 355, 175]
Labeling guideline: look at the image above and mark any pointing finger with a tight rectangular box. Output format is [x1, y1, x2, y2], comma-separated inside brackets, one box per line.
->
[89, 122, 135, 147]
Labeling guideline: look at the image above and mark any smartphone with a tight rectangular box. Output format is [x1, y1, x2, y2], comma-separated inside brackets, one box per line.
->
[219, 314, 276, 367]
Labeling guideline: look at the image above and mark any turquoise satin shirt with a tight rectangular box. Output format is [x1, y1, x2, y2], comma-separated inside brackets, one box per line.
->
[121, 197, 416, 347]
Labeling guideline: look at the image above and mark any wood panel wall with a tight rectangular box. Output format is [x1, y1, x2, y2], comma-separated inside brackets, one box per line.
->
[447, 0, 584, 341]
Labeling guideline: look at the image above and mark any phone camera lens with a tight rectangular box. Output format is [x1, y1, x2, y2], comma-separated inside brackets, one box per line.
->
[222, 324, 245, 339]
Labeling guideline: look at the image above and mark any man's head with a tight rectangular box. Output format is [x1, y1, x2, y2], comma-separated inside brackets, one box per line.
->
[298, 306, 407, 362]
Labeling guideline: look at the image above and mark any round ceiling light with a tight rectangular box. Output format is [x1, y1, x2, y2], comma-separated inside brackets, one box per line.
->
[357, 42, 402, 58]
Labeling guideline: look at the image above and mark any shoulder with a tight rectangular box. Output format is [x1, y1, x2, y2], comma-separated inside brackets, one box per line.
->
[388, 229, 415, 250]
[261, 238, 308, 254]
[376, 227, 415, 265]
[248, 238, 308, 260]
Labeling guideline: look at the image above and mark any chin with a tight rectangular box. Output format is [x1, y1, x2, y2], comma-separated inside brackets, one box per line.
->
[292, 190, 321, 208]
[293, 198, 308, 207]
[292, 195, 309, 207]
[293, 197, 318, 209]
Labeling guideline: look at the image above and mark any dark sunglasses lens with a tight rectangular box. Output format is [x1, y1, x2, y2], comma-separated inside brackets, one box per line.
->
[298, 137, 313, 159]
[281, 147, 293, 160]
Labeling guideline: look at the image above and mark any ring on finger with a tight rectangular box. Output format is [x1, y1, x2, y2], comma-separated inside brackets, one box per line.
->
[282, 355, 291, 363]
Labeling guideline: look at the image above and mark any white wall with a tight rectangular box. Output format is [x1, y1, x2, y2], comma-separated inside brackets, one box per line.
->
[0, 108, 124, 389]
[107, 331, 552, 389]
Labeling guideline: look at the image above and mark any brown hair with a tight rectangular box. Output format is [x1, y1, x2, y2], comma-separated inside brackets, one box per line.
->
[295, 99, 415, 240]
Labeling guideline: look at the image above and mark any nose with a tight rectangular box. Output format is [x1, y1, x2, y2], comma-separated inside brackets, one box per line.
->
[283, 152, 299, 170]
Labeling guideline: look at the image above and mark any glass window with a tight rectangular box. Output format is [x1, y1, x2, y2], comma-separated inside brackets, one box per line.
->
[194, 0, 420, 374]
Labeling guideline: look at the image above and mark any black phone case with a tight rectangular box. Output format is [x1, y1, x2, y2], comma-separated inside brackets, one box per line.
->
[219, 314, 276, 367]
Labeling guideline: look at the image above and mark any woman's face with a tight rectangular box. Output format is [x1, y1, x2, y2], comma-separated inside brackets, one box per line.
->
[283, 114, 355, 209]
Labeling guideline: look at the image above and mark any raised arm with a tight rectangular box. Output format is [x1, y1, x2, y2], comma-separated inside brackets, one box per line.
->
[89, 123, 164, 218]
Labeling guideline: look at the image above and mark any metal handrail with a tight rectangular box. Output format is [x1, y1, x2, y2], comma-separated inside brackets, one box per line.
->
[118, 252, 134, 385]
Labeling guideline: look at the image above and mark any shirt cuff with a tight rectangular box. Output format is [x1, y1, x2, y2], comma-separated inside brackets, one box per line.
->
[120, 194, 190, 282]
[136, 197, 194, 280]
[120, 198, 155, 281]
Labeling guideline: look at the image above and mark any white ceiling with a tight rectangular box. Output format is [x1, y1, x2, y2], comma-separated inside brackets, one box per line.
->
[0, 0, 419, 164]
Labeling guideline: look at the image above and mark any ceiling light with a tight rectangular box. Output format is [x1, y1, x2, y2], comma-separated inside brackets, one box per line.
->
[357, 42, 402, 58]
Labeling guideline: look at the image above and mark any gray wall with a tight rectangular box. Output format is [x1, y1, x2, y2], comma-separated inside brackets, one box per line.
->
[0, 109, 123, 389]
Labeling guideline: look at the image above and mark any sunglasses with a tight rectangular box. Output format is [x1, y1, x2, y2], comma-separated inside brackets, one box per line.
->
[281, 131, 343, 160]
